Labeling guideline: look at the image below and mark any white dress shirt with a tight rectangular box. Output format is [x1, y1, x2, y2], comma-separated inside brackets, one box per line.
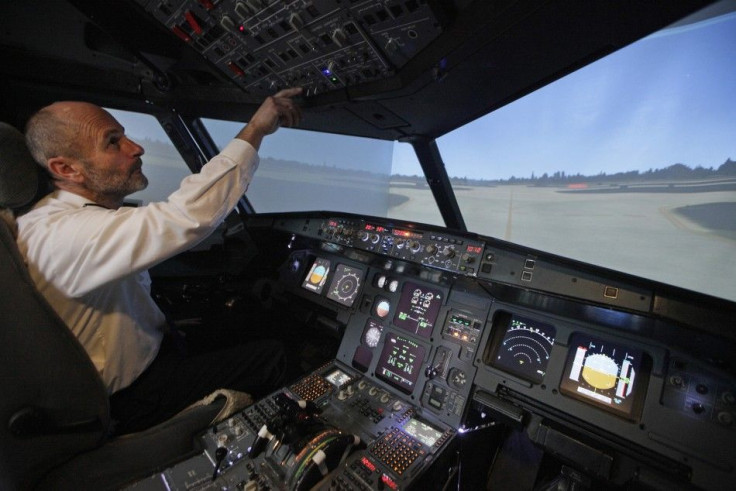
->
[16, 139, 259, 393]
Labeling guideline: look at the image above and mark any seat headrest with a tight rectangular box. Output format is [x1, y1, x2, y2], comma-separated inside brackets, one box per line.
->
[0, 122, 40, 210]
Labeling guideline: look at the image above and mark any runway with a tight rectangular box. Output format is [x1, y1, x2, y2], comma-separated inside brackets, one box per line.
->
[388, 183, 736, 302]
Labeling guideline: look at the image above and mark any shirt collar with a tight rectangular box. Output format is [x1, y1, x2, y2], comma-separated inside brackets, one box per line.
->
[46, 189, 101, 209]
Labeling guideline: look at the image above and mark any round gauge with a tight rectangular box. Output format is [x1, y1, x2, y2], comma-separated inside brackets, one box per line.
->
[582, 354, 620, 389]
[365, 326, 382, 348]
[493, 315, 556, 384]
[326, 264, 363, 307]
[376, 275, 387, 289]
[331, 271, 361, 304]
[448, 367, 467, 388]
[375, 299, 391, 318]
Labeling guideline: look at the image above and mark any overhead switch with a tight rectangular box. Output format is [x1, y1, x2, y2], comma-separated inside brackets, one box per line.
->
[331, 28, 347, 47]
[235, 2, 250, 19]
[246, 0, 264, 13]
[220, 15, 236, 32]
[289, 13, 304, 31]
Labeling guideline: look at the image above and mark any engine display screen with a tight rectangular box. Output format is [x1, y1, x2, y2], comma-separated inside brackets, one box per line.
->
[302, 258, 330, 294]
[560, 333, 648, 420]
[376, 333, 426, 394]
[393, 282, 443, 339]
[403, 418, 443, 447]
[491, 314, 556, 384]
[326, 264, 363, 307]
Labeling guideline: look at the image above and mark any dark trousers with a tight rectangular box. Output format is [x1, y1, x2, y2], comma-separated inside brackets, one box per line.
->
[109, 333, 286, 435]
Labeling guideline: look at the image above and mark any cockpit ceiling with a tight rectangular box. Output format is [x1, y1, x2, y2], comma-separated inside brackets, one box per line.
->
[0, 0, 715, 139]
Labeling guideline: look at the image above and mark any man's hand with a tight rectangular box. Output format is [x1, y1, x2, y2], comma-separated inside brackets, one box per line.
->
[237, 87, 303, 149]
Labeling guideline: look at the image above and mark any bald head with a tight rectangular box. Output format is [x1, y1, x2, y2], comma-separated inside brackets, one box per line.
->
[23, 101, 147, 208]
[25, 101, 107, 169]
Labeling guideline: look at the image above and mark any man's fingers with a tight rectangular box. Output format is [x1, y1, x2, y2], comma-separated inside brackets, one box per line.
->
[273, 87, 303, 99]
[273, 93, 302, 127]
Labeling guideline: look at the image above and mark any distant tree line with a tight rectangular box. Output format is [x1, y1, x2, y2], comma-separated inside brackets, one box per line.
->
[393, 158, 736, 186]
[138, 136, 734, 187]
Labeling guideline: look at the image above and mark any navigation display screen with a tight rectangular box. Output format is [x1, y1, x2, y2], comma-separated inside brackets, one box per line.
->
[326, 264, 363, 307]
[403, 418, 443, 447]
[560, 333, 648, 420]
[393, 282, 443, 339]
[491, 314, 556, 384]
[302, 258, 330, 294]
[376, 333, 426, 394]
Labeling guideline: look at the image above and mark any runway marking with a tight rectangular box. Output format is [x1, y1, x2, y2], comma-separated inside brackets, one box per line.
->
[505, 190, 514, 240]
[659, 206, 689, 231]
[659, 206, 736, 244]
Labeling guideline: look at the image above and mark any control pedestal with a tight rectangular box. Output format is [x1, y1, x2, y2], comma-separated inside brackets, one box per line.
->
[126, 361, 455, 490]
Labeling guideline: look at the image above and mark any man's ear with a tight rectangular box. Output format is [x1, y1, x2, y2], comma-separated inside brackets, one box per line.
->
[47, 157, 84, 183]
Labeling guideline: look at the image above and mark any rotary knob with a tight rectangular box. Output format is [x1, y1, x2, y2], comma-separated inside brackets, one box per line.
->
[448, 368, 467, 388]
[442, 246, 456, 258]
[409, 241, 422, 254]
[461, 253, 475, 263]
[425, 244, 438, 255]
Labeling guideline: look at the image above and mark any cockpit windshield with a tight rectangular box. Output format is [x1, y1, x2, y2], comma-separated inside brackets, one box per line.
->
[433, 4, 736, 302]
[201, 121, 445, 226]
[200, 4, 735, 302]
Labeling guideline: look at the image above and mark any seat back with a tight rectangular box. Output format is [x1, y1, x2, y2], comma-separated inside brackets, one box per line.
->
[0, 122, 110, 489]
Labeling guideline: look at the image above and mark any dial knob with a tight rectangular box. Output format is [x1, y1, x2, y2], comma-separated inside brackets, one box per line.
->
[409, 241, 421, 253]
[442, 246, 456, 258]
[425, 244, 438, 255]
[448, 368, 467, 388]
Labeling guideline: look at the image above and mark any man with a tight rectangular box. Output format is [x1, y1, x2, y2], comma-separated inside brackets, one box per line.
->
[17, 87, 303, 434]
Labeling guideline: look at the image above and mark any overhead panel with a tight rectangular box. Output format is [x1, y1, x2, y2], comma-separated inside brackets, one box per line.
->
[133, 0, 448, 97]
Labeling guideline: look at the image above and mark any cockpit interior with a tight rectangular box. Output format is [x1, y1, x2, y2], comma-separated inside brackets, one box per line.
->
[1, 1, 735, 490]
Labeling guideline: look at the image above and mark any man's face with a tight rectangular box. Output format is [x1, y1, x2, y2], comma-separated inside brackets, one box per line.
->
[73, 105, 148, 198]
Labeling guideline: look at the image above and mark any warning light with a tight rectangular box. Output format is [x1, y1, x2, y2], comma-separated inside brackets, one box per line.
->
[171, 26, 191, 42]
[227, 62, 245, 77]
[184, 11, 203, 35]
[321, 67, 332, 76]
[382, 474, 398, 490]
[360, 457, 377, 472]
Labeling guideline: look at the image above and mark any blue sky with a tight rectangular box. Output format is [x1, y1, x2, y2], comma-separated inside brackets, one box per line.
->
[408, 11, 736, 180]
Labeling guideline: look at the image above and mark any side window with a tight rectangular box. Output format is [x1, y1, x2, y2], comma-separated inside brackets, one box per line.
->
[105, 108, 190, 205]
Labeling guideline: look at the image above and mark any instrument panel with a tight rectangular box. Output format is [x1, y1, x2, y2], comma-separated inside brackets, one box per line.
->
[275, 214, 736, 489]
[131, 213, 736, 490]
[131, 0, 451, 97]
